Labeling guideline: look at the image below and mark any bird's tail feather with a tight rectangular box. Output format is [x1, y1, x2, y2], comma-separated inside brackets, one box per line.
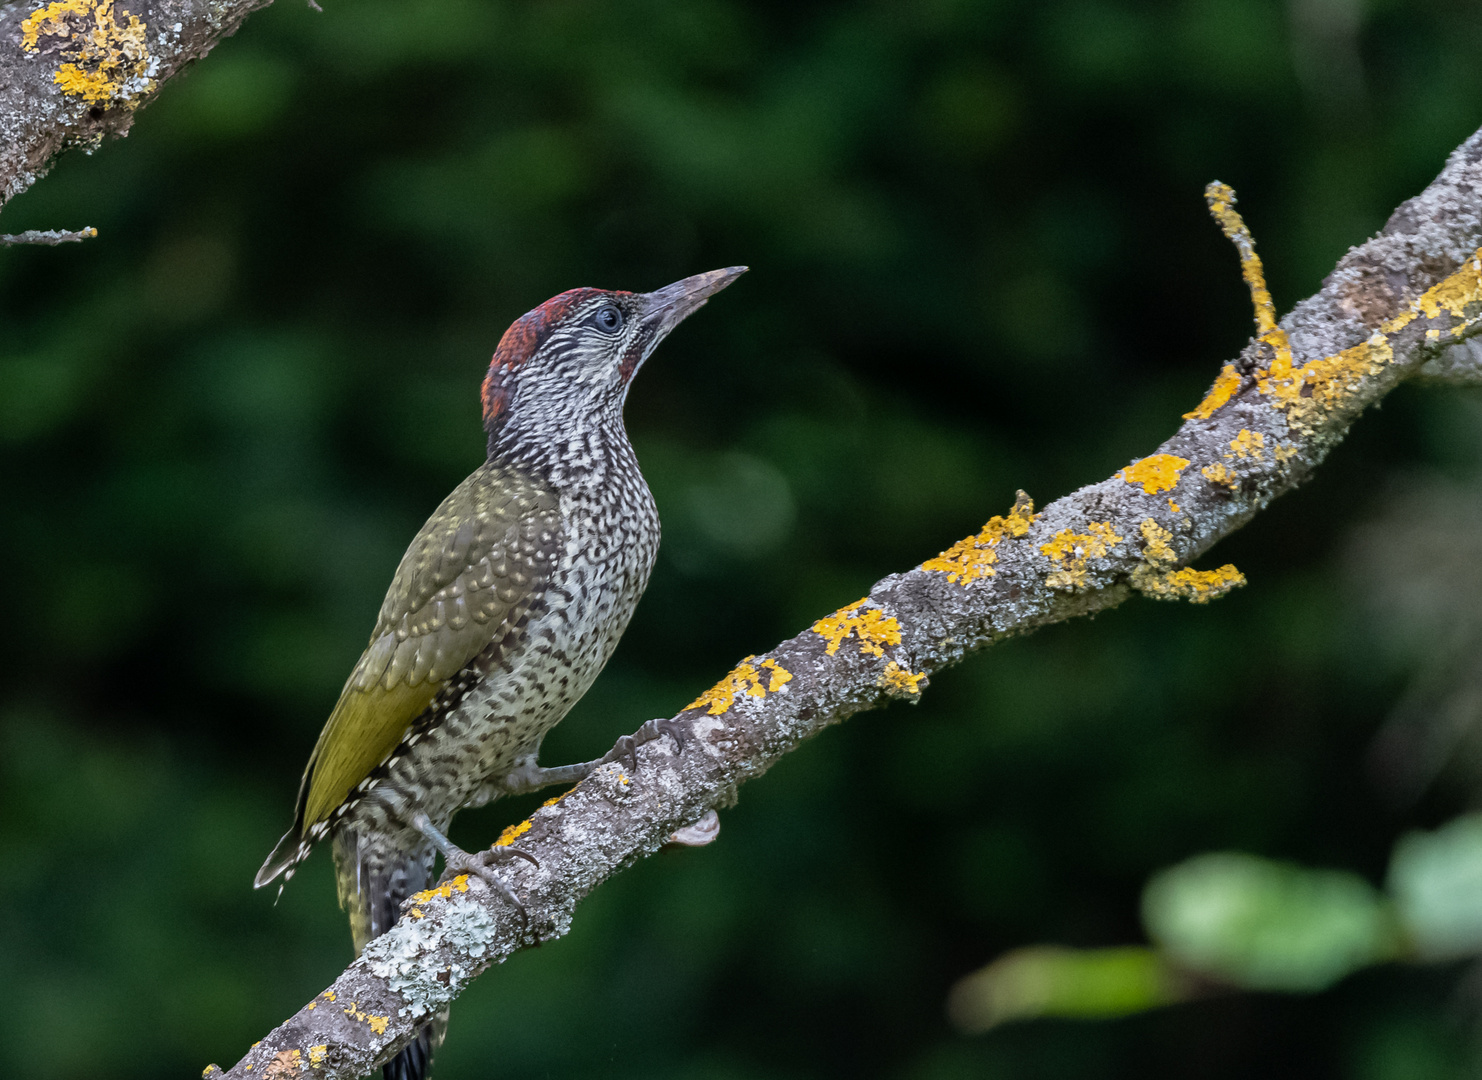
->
[254, 827, 306, 891]
[381, 1009, 448, 1080]
[333, 828, 443, 1080]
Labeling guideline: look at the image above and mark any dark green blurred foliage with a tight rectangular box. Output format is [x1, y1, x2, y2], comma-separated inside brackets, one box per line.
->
[3, 0, 1482, 1077]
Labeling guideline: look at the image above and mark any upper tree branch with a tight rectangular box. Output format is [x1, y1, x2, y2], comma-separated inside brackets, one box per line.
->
[210, 127, 1482, 1080]
[0, 0, 275, 220]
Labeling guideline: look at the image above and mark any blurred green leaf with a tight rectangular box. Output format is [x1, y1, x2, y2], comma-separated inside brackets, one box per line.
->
[948, 946, 1183, 1031]
[1389, 814, 1482, 961]
[1142, 852, 1397, 991]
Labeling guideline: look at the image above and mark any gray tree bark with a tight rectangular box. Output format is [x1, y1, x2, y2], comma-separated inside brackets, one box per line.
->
[206, 125, 1482, 1080]
[0, 0, 274, 223]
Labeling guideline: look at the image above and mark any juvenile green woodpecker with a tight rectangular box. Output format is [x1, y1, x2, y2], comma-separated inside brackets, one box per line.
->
[255, 267, 746, 1080]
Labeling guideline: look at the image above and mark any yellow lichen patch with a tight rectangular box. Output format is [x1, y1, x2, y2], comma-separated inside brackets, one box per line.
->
[321, 991, 336, 1003]
[495, 818, 532, 847]
[1132, 564, 1246, 604]
[1206, 183, 1279, 335]
[759, 657, 792, 691]
[1138, 519, 1176, 569]
[20, 0, 156, 107]
[921, 491, 1037, 585]
[1118, 454, 1190, 494]
[1274, 443, 1299, 464]
[1184, 364, 1243, 421]
[1205, 187, 1482, 438]
[1226, 429, 1265, 461]
[1040, 522, 1122, 590]
[411, 876, 470, 904]
[541, 790, 570, 809]
[1168, 499, 1181, 513]
[1201, 462, 1236, 488]
[878, 661, 926, 698]
[686, 656, 794, 715]
[1252, 334, 1389, 434]
[342, 1004, 389, 1037]
[812, 600, 903, 657]
[1413, 252, 1482, 324]
[1129, 519, 1241, 603]
[308, 1046, 328, 1069]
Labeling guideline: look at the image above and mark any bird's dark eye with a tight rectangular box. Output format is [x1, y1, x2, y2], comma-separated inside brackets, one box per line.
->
[594, 305, 624, 333]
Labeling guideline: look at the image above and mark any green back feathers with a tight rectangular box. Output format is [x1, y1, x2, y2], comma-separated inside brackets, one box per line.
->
[296, 463, 562, 835]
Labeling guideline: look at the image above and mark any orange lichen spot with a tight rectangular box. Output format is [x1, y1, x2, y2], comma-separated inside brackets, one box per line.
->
[878, 661, 927, 698]
[1118, 454, 1191, 494]
[541, 791, 570, 809]
[1227, 429, 1265, 461]
[342, 1003, 389, 1036]
[1201, 462, 1236, 488]
[308, 1046, 328, 1069]
[1168, 499, 1181, 513]
[922, 490, 1037, 584]
[686, 656, 793, 715]
[20, 0, 155, 106]
[812, 600, 903, 657]
[321, 991, 337, 1003]
[1133, 564, 1246, 604]
[411, 876, 470, 904]
[1040, 522, 1122, 590]
[495, 818, 533, 847]
[1184, 364, 1243, 420]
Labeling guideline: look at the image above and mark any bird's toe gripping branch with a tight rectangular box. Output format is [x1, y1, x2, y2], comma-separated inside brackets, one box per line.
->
[411, 813, 537, 916]
[603, 716, 692, 770]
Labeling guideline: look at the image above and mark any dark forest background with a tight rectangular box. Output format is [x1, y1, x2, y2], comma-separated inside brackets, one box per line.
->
[4, 0, 1482, 1076]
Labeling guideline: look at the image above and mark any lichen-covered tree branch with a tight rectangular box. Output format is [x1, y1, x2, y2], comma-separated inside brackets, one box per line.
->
[208, 128, 1482, 1080]
[0, 0, 274, 229]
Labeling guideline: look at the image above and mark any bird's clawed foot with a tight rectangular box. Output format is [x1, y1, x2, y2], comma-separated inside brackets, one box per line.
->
[412, 813, 538, 922]
[603, 716, 691, 771]
[441, 845, 538, 910]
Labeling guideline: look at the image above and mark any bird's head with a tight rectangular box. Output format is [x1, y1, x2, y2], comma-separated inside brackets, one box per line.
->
[482, 266, 746, 459]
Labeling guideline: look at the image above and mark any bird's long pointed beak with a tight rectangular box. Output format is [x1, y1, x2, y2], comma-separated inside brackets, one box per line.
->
[641, 266, 748, 335]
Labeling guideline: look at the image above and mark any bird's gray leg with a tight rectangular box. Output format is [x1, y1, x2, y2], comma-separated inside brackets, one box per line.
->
[411, 813, 537, 914]
[498, 717, 691, 796]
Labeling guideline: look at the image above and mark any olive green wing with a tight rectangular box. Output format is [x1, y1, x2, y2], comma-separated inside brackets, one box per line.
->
[297, 463, 561, 834]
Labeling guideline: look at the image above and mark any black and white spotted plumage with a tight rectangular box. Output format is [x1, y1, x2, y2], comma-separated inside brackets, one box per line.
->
[254, 268, 746, 1080]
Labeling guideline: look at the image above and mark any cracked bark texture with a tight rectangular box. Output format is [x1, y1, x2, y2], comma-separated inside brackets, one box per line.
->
[0, 0, 273, 214]
[210, 126, 1482, 1080]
